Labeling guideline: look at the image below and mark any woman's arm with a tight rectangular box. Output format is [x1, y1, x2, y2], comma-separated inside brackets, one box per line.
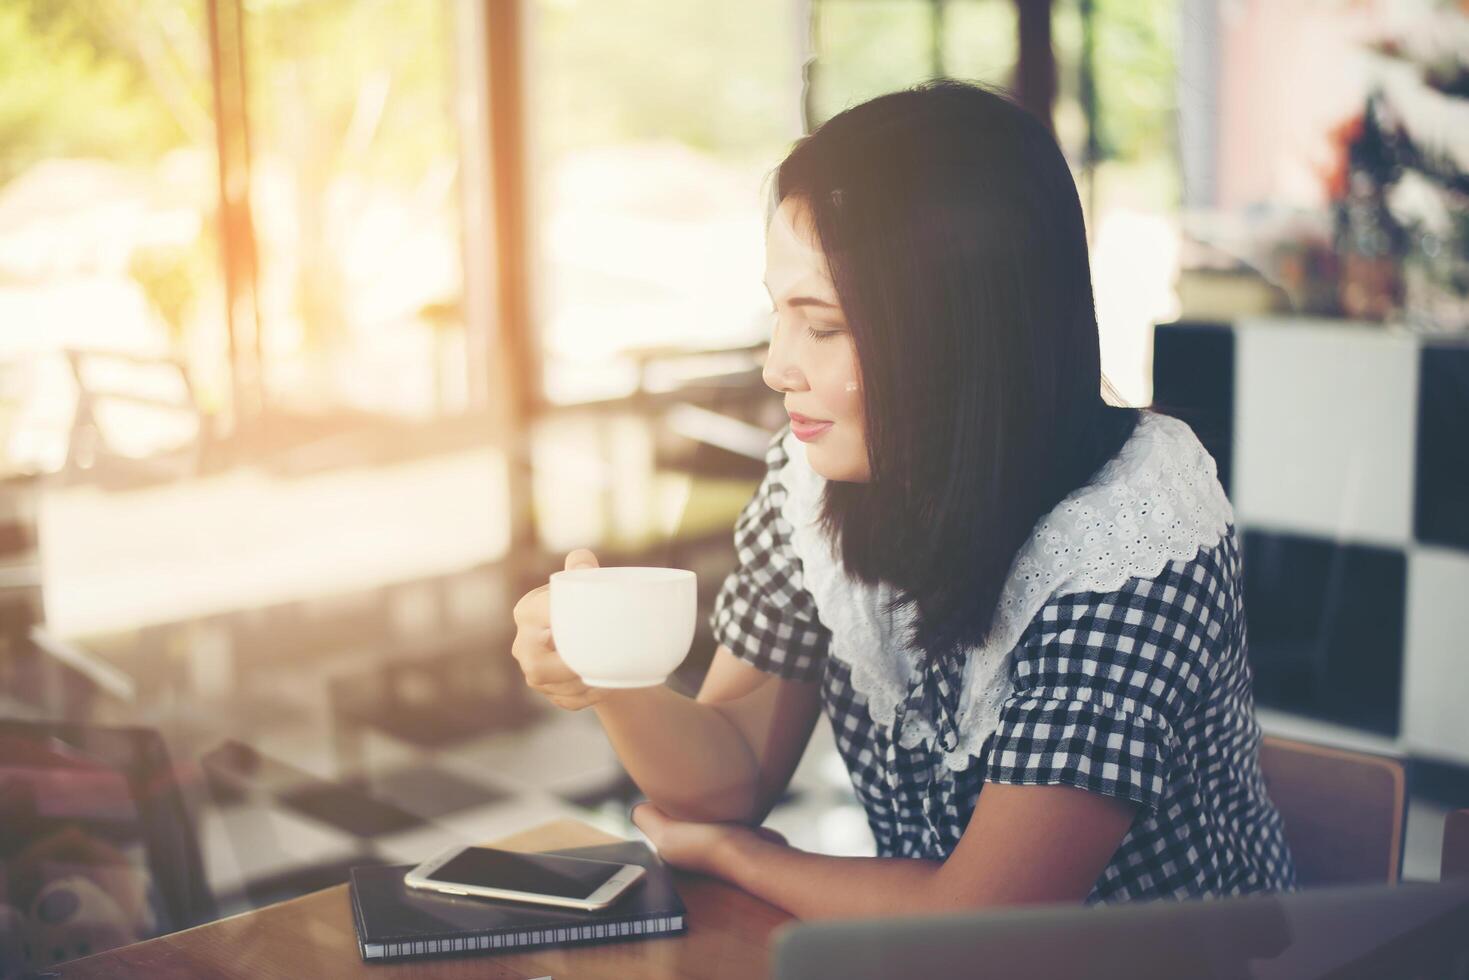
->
[510, 548, 823, 825]
[590, 426, 828, 824]
[594, 647, 823, 823]
[635, 781, 1136, 919]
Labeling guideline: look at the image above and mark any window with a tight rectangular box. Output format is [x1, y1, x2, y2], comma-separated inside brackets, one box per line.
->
[530, 0, 802, 404]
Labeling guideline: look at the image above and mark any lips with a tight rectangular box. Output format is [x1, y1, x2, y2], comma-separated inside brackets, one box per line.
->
[787, 411, 834, 442]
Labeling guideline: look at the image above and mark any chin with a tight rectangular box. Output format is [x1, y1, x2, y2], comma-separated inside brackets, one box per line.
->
[805, 442, 870, 482]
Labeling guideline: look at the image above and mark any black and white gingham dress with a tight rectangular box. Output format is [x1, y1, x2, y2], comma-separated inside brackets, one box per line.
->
[711, 427, 1296, 903]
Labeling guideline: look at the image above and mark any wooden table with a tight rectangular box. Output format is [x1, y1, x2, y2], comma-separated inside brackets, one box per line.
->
[58, 819, 794, 979]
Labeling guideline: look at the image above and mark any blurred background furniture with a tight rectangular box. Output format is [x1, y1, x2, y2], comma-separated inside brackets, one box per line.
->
[1154, 318, 1469, 812]
[60, 349, 214, 488]
[1258, 734, 1407, 886]
[0, 720, 216, 976]
[0, 475, 134, 721]
[1444, 809, 1469, 881]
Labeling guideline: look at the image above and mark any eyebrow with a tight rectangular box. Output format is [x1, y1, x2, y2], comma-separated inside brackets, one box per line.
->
[763, 281, 839, 310]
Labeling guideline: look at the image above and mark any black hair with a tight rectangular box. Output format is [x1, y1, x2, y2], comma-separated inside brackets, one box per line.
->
[773, 80, 1141, 663]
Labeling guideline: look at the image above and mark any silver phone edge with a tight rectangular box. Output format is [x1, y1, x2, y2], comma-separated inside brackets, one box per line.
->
[402, 859, 645, 911]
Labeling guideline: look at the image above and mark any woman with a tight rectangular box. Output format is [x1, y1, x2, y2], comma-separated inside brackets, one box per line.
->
[509, 81, 1294, 918]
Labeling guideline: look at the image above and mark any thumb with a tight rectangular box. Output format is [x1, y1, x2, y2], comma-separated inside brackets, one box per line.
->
[564, 549, 600, 571]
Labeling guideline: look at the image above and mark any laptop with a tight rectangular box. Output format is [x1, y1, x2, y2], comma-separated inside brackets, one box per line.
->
[771, 878, 1469, 980]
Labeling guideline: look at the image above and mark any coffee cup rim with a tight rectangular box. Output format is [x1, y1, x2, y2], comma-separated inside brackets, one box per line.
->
[550, 566, 695, 585]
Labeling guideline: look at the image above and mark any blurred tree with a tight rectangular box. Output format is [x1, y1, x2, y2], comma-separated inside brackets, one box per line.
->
[128, 232, 217, 343]
[1015, 0, 1057, 132]
[804, 0, 1175, 174]
[809, 1, 934, 122]
[245, 0, 457, 182]
[1089, 0, 1175, 164]
[0, 1, 211, 184]
[535, 0, 796, 163]
[243, 0, 461, 358]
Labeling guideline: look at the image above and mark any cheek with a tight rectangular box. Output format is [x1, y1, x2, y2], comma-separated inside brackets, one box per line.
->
[809, 342, 863, 422]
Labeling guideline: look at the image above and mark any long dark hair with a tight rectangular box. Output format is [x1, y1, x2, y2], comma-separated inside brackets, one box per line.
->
[773, 80, 1141, 663]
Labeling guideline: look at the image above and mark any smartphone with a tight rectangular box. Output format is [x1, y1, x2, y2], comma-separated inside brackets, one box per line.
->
[404, 845, 646, 910]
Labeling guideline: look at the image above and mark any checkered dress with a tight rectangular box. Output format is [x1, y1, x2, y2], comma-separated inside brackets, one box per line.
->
[711, 433, 1296, 903]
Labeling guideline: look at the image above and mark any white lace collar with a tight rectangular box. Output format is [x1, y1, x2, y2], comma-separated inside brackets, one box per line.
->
[779, 411, 1235, 771]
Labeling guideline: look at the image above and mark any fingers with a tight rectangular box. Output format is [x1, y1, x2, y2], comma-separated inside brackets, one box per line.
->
[625, 799, 649, 834]
[509, 555, 605, 712]
[564, 549, 600, 571]
[514, 648, 581, 688]
[535, 677, 591, 697]
[547, 689, 610, 711]
[514, 551, 598, 627]
[508, 624, 601, 704]
[511, 586, 549, 628]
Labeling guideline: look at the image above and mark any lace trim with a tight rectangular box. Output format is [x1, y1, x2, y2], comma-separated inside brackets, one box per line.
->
[779, 411, 1235, 772]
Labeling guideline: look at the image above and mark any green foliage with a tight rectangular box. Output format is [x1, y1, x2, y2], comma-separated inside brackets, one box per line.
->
[942, 1, 1019, 88]
[811, 1, 937, 119]
[0, 1, 195, 182]
[808, 0, 1176, 168]
[1088, 0, 1176, 163]
[244, 0, 458, 182]
[0, 0, 1180, 186]
[535, 0, 796, 162]
[128, 227, 217, 340]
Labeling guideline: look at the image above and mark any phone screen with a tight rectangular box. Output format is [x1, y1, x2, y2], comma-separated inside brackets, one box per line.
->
[425, 848, 623, 899]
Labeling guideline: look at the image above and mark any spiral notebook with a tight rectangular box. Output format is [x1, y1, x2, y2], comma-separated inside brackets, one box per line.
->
[348, 839, 687, 962]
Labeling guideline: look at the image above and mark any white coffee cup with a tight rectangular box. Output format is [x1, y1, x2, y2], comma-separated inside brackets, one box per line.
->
[548, 566, 697, 688]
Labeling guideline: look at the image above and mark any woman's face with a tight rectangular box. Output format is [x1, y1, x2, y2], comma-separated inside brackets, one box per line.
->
[762, 196, 870, 482]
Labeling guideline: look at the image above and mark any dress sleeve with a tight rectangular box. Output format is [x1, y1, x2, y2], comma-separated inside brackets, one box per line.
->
[982, 541, 1229, 812]
[708, 428, 831, 682]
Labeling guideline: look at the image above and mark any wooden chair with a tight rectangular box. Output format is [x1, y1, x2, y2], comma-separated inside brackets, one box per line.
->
[1444, 809, 1469, 881]
[1257, 734, 1407, 887]
[0, 719, 217, 958]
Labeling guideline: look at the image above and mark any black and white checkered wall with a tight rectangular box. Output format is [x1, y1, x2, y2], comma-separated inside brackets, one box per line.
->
[1153, 318, 1469, 769]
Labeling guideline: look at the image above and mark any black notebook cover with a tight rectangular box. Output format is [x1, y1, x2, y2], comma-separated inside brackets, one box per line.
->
[349, 840, 687, 962]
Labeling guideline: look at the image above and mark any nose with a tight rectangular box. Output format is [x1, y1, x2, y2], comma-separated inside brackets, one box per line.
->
[762, 318, 807, 393]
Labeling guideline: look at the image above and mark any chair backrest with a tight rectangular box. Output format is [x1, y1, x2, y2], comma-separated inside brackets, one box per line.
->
[1444, 809, 1469, 881]
[0, 475, 44, 651]
[1257, 734, 1406, 887]
[0, 719, 216, 970]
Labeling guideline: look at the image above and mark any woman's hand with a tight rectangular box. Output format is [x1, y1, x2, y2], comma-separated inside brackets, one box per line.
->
[630, 802, 789, 877]
[510, 550, 612, 711]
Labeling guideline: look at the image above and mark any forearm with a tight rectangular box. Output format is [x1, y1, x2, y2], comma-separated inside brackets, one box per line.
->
[709, 782, 1133, 919]
[593, 686, 759, 823]
[716, 834, 949, 921]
